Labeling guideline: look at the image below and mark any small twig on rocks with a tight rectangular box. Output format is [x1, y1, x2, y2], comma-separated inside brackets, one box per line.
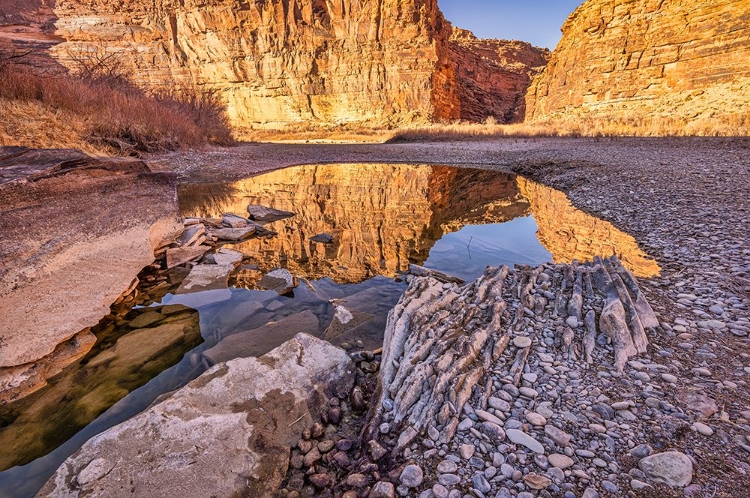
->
[287, 413, 307, 428]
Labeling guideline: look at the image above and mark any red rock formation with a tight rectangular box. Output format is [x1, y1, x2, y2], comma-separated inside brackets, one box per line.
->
[449, 28, 549, 123]
[526, 0, 750, 131]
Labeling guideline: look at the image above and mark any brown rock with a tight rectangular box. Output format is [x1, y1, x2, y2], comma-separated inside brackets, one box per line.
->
[524, 473, 552, 490]
[448, 28, 549, 122]
[165, 245, 210, 269]
[526, 0, 750, 132]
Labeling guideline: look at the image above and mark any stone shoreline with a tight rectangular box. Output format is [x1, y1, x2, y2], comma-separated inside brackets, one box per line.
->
[1, 137, 748, 497]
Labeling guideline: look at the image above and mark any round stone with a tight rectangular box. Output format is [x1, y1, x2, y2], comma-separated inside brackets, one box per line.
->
[526, 412, 547, 426]
[513, 336, 532, 348]
[548, 453, 574, 469]
[399, 464, 424, 488]
[692, 422, 713, 436]
[437, 460, 458, 474]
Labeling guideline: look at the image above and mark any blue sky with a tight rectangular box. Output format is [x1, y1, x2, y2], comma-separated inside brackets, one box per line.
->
[438, 0, 582, 49]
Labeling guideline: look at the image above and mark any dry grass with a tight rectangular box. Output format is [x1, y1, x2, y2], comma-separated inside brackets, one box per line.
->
[0, 60, 234, 155]
[386, 113, 750, 142]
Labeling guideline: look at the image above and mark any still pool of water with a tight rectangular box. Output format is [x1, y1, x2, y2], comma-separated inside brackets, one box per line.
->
[0, 164, 658, 497]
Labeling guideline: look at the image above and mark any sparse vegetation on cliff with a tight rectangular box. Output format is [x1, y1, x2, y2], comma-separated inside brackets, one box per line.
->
[0, 46, 234, 154]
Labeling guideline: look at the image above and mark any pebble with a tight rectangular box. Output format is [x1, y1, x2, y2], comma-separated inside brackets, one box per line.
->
[506, 429, 544, 454]
[692, 422, 713, 436]
[638, 451, 694, 487]
[513, 336, 532, 348]
[661, 373, 678, 383]
[475, 409, 503, 425]
[437, 460, 457, 473]
[438, 474, 461, 486]
[399, 465, 423, 488]
[526, 412, 547, 426]
[369, 481, 395, 498]
[545, 425, 572, 446]
[432, 484, 449, 498]
[460, 444, 475, 459]
[488, 397, 511, 412]
[548, 453, 574, 469]
[472, 474, 491, 493]
[524, 473, 552, 490]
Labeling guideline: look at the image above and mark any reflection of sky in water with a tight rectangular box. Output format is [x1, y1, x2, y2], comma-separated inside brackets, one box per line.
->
[424, 216, 553, 281]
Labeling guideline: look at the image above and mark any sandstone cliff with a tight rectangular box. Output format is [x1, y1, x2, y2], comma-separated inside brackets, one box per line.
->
[50, 0, 460, 134]
[46, 1, 545, 133]
[526, 0, 750, 132]
[449, 28, 549, 122]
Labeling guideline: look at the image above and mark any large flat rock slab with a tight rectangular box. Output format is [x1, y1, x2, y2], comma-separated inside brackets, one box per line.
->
[38, 333, 354, 498]
[0, 149, 181, 370]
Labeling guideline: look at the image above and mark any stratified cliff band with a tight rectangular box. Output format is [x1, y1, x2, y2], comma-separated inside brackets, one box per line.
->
[49, 0, 547, 134]
[526, 0, 750, 131]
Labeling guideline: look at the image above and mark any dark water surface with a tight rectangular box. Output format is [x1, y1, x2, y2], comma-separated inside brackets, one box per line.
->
[0, 164, 658, 497]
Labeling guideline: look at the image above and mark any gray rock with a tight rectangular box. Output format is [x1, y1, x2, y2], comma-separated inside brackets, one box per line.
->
[438, 474, 461, 486]
[246, 204, 295, 222]
[400, 464, 424, 488]
[513, 336, 532, 348]
[310, 233, 334, 244]
[545, 425, 572, 446]
[582, 487, 599, 498]
[432, 484, 449, 498]
[438, 460, 458, 474]
[38, 334, 353, 497]
[638, 451, 693, 487]
[506, 429, 544, 454]
[473, 474, 491, 493]
[630, 443, 652, 461]
[259, 268, 298, 295]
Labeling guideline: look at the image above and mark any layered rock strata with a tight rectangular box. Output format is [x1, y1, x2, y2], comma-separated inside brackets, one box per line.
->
[48, 1, 545, 132]
[367, 256, 659, 450]
[448, 29, 549, 122]
[39, 333, 354, 497]
[526, 0, 750, 130]
[51, 0, 459, 133]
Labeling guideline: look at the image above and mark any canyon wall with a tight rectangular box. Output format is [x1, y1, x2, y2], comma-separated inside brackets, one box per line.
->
[47, 1, 544, 133]
[50, 0, 460, 134]
[526, 0, 750, 130]
[448, 29, 549, 123]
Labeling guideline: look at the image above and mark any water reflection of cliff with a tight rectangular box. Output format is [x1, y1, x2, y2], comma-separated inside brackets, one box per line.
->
[179, 164, 659, 284]
[180, 164, 531, 284]
[516, 178, 659, 278]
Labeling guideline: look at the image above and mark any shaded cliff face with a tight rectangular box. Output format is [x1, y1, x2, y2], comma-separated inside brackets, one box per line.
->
[179, 164, 530, 285]
[51, 0, 460, 133]
[526, 0, 750, 130]
[448, 28, 549, 123]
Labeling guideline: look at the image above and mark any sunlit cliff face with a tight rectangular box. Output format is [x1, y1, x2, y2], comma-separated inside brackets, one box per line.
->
[180, 164, 659, 286]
